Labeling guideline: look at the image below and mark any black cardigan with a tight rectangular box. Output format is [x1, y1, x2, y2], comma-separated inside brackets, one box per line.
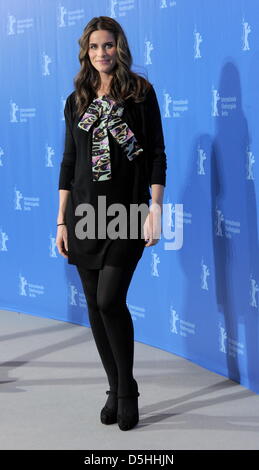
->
[58, 84, 167, 201]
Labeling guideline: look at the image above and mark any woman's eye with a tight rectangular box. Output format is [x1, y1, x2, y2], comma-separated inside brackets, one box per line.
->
[90, 44, 113, 49]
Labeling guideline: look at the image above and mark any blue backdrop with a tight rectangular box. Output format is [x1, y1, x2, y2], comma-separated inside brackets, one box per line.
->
[1, 0, 259, 394]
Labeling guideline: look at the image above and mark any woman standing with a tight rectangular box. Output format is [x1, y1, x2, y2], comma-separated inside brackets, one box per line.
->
[56, 16, 167, 431]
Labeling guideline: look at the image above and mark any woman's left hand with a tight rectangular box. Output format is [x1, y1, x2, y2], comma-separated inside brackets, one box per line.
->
[143, 204, 162, 247]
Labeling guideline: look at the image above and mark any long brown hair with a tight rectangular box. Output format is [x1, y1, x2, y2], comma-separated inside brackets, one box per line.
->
[73, 16, 152, 117]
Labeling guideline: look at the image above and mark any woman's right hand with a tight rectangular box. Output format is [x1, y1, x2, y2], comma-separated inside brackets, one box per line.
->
[56, 225, 68, 259]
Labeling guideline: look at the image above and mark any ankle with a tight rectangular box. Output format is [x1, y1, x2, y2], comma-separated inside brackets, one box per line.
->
[118, 378, 139, 398]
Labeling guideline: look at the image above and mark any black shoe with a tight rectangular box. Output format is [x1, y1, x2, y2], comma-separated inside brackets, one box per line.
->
[100, 390, 118, 425]
[117, 379, 140, 431]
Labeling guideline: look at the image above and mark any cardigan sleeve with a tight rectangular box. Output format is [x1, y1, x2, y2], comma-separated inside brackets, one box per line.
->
[145, 85, 167, 187]
[58, 95, 76, 190]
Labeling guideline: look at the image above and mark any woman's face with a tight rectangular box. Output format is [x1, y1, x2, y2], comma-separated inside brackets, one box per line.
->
[88, 29, 117, 74]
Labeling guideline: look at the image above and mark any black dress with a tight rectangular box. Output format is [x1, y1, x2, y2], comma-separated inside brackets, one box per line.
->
[58, 86, 167, 270]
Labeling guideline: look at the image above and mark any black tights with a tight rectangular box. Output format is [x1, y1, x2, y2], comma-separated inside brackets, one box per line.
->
[76, 260, 140, 397]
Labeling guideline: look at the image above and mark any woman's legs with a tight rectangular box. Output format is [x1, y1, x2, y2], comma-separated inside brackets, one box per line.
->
[76, 265, 119, 393]
[96, 261, 141, 429]
[76, 257, 140, 397]
[96, 262, 139, 397]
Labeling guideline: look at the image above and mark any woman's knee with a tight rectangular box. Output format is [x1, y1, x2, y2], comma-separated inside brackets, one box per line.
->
[97, 294, 120, 316]
[96, 264, 134, 315]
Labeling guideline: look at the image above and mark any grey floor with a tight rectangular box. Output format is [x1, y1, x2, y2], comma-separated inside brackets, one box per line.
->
[0, 309, 259, 450]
